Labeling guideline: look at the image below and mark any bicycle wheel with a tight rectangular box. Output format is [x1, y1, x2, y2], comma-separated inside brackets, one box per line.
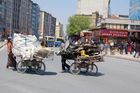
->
[79, 62, 88, 73]
[70, 62, 80, 74]
[88, 63, 98, 75]
[17, 61, 27, 73]
[35, 62, 46, 75]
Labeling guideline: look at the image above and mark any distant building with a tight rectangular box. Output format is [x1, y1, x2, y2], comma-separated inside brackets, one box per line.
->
[12, 0, 21, 33]
[50, 15, 56, 36]
[19, 0, 32, 35]
[129, 0, 140, 20]
[4, 0, 13, 36]
[39, 11, 56, 37]
[0, 0, 5, 33]
[31, 2, 40, 39]
[55, 21, 63, 37]
[0, 0, 13, 39]
[77, 0, 110, 18]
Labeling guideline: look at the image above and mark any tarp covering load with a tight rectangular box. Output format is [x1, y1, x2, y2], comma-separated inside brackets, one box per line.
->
[12, 33, 54, 60]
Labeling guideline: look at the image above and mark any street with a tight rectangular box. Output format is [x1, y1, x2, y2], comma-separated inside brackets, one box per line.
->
[0, 46, 140, 93]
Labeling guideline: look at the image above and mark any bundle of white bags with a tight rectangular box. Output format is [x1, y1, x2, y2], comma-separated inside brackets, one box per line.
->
[12, 33, 54, 60]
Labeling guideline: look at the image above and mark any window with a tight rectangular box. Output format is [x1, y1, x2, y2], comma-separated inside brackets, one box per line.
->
[0, 0, 2, 4]
[124, 25, 128, 29]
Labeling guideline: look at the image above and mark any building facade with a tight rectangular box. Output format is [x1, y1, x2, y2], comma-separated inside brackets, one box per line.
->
[12, 0, 21, 33]
[31, 2, 40, 39]
[50, 15, 56, 36]
[0, 0, 13, 40]
[39, 11, 56, 37]
[19, 0, 32, 35]
[4, 0, 13, 36]
[55, 21, 63, 38]
[0, 0, 5, 33]
[129, 0, 140, 20]
[93, 16, 140, 44]
[77, 0, 110, 18]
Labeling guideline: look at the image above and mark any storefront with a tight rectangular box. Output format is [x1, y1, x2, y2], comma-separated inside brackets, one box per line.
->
[91, 28, 128, 44]
[100, 28, 128, 44]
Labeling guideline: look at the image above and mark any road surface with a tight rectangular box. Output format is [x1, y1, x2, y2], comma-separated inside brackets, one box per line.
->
[0, 46, 140, 93]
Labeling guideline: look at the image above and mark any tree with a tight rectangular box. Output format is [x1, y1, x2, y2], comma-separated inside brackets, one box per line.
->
[66, 15, 91, 36]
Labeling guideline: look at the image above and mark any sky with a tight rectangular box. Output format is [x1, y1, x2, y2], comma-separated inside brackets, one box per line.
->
[32, 0, 129, 30]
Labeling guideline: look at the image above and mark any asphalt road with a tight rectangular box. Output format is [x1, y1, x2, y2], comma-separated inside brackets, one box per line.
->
[0, 46, 140, 93]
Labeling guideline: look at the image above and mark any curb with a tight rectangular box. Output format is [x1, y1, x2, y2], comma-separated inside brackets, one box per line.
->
[106, 55, 140, 62]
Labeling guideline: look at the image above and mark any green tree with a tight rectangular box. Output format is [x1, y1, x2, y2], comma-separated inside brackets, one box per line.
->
[66, 15, 91, 36]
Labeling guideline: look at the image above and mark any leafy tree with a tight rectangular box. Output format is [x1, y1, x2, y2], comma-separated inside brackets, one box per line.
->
[66, 15, 91, 36]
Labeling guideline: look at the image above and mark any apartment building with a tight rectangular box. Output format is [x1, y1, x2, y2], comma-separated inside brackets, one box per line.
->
[39, 11, 56, 37]
[77, 0, 110, 18]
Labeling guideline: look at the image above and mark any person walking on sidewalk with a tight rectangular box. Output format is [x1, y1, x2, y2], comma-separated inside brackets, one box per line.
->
[133, 43, 140, 58]
[100, 43, 104, 54]
[119, 41, 124, 54]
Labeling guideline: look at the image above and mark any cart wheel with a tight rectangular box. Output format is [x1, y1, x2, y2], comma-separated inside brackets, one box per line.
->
[88, 63, 98, 75]
[80, 62, 88, 73]
[17, 61, 27, 73]
[35, 62, 46, 75]
[70, 62, 80, 74]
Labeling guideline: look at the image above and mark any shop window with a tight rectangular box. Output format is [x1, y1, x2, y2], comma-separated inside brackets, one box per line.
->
[110, 24, 113, 29]
[120, 25, 124, 29]
[0, 0, 2, 4]
[106, 24, 110, 28]
[136, 25, 140, 30]
[116, 24, 121, 29]
[113, 24, 116, 29]
[124, 25, 128, 29]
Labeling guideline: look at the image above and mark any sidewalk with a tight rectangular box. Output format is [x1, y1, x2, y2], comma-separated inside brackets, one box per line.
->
[0, 41, 7, 48]
[106, 52, 140, 62]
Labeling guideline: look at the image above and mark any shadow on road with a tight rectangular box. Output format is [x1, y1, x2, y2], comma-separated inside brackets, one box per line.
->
[25, 70, 57, 76]
[79, 72, 104, 77]
[42, 71, 57, 76]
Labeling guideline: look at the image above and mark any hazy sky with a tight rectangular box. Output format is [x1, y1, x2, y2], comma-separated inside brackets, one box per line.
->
[32, 0, 129, 29]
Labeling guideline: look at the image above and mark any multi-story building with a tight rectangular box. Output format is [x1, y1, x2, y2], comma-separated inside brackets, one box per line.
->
[129, 0, 140, 20]
[39, 11, 47, 37]
[55, 21, 63, 38]
[31, 2, 40, 39]
[0, 0, 5, 40]
[50, 15, 56, 36]
[77, 0, 110, 18]
[19, 0, 32, 35]
[12, 0, 21, 33]
[39, 11, 56, 37]
[0, 0, 5, 33]
[0, 0, 13, 39]
[91, 15, 140, 43]
[4, 0, 13, 36]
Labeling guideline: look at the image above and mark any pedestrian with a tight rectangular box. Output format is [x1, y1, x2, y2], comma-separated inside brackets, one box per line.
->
[124, 42, 128, 54]
[109, 41, 114, 55]
[119, 41, 124, 54]
[133, 43, 140, 58]
[7, 37, 12, 53]
[6, 37, 17, 70]
[100, 43, 104, 54]
[104, 43, 109, 55]
[60, 41, 70, 72]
